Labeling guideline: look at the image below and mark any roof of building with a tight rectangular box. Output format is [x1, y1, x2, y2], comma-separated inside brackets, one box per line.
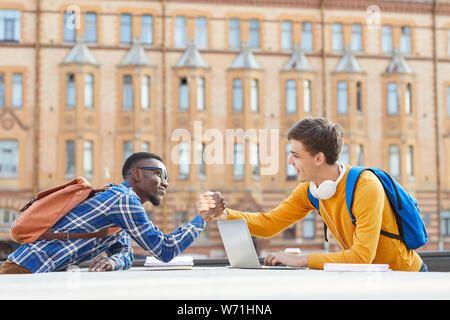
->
[281, 43, 313, 72]
[334, 46, 364, 73]
[175, 40, 209, 69]
[229, 41, 263, 70]
[62, 35, 99, 66]
[118, 38, 156, 67]
[384, 47, 413, 74]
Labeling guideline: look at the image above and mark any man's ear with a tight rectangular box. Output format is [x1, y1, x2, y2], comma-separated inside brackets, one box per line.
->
[130, 168, 141, 182]
[315, 152, 326, 166]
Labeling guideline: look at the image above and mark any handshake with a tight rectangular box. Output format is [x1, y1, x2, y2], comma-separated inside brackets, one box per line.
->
[197, 191, 228, 223]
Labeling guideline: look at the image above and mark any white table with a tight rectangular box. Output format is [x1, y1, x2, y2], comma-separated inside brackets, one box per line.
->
[0, 267, 449, 300]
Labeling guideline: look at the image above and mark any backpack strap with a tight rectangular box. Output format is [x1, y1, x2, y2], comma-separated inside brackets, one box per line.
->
[38, 227, 119, 241]
[307, 185, 328, 242]
[345, 166, 367, 225]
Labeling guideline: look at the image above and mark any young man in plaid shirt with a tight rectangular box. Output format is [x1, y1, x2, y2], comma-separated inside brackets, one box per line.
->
[0, 152, 224, 274]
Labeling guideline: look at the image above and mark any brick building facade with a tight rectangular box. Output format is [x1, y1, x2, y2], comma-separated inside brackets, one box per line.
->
[0, 0, 450, 259]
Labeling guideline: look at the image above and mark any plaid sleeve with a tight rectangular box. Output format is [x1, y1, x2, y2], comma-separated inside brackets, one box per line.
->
[107, 194, 205, 263]
[105, 231, 134, 270]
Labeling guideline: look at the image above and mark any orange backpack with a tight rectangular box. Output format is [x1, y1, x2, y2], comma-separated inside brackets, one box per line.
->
[10, 177, 121, 244]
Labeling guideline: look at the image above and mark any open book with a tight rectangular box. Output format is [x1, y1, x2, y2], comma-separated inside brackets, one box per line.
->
[144, 256, 194, 270]
[324, 263, 391, 272]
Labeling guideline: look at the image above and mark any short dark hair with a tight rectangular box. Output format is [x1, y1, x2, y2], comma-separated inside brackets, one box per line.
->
[122, 152, 164, 179]
[286, 117, 344, 165]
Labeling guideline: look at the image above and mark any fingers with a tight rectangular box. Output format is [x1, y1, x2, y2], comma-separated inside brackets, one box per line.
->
[198, 191, 225, 212]
[88, 256, 113, 272]
[263, 252, 282, 266]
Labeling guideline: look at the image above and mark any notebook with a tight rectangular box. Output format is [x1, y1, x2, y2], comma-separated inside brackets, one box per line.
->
[144, 256, 194, 270]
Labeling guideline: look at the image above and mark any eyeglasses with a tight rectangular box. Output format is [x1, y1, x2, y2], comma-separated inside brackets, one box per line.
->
[135, 166, 169, 183]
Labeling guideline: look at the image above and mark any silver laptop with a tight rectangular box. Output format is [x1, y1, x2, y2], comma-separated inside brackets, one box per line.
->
[217, 219, 301, 269]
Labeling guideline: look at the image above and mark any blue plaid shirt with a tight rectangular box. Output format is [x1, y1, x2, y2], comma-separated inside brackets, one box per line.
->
[8, 182, 205, 273]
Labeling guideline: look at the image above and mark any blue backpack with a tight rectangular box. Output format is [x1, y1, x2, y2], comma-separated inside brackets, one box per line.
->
[307, 166, 428, 250]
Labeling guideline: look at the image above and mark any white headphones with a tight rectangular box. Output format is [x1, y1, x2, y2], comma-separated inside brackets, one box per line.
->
[309, 162, 346, 200]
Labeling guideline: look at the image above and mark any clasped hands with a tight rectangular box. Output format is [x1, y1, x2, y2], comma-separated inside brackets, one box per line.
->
[197, 191, 228, 223]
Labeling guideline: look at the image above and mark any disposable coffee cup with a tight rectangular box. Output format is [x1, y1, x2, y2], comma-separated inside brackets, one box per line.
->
[285, 248, 301, 255]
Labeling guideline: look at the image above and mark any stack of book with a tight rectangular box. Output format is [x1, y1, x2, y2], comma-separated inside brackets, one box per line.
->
[144, 256, 194, 270]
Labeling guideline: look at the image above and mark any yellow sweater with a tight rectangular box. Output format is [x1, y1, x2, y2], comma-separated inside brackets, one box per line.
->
[227, 165, 423, 271]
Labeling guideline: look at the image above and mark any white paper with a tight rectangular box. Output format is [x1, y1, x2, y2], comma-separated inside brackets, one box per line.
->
[144, 255, 194, 267]
[324, 263, 390, 272]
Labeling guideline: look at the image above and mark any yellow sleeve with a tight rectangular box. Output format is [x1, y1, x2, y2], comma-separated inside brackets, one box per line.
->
[226, 183, 315, 238]
[308, 173, 384, 269]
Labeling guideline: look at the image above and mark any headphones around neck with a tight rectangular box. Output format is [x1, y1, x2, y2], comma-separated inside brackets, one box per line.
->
[309, 163, 346, 200]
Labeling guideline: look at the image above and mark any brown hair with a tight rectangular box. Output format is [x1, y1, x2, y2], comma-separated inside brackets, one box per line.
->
[286, 117, 344, 165]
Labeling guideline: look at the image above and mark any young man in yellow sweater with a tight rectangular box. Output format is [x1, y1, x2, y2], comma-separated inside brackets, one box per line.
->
[201, 117, 427, 271]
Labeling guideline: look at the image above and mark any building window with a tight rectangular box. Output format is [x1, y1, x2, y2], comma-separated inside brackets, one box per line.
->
[286, 143, 296, 180]
[332, 23, 343, 52]
[123, 141, 133, 162]
[405, 83, 412, 115]
[448, 30, 450, 57]
[400, 26, 411, 54]
[389, 145, 400, 178]
[65, 140, 75, 177]
[357, 144, 364, 166]
[302, 213, 315, 239]
[337, 81, 348, 114]
[351, 24, 362, 52]
[229, 18, 240, 49]
[281, 21, 292, 50]
[0, 74, 4, 107]
[232, 78, 243, 112]
[233, 143, 244, 179]
[441, 211, 450, 237]
[340, 143, 349, 164]
[249, 19, 260, 49]
[382, 25, 392, 53]
[0, 140, 18, 177]
[174, 16, 187, 47]
[120, 14, 132, 44]
[123, 75, 133, 110]
[406, 145, 414, 178]
[197, 142, 205, 178]
[66, 73, 76, 108]
[356, 81, 362, 113]
[0, 10, 20, 42]
[303, 80, 311, 113]
[141, 15, 153, 45]
[0, 208, 16, 230]
[85, 12, 97, 43]
[174, 211, 188, 228]
[197, 77, 205, 111]
[250, 79, 259, 112]
[141, 75, 150, 110]
[179, 77, 189, 111]
[178, 141, 190, 180]
[141, 141, 150, 152]
[250, 143, 259, 179]
[84, 73, 94, 109]
[283, 224, 296, 240]
[63, 11, 76, 42]
[301, 22, 313, 51]
[83, 140, 93, 177]
[285, 80, 296, 114]
[387, 82, 398, 115]
[11, 73, 22, 108]
[195, 17, 207, 48]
